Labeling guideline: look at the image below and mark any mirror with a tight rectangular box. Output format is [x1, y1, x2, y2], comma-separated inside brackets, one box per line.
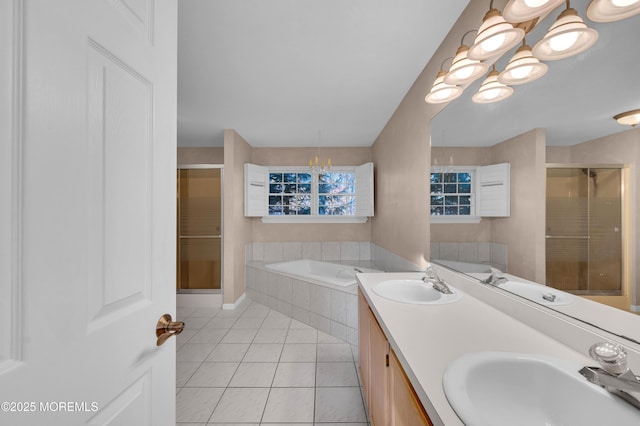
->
[430, 0, 640, 344]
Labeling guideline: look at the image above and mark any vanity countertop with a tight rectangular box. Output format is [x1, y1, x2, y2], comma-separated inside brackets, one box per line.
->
[357, 270, 596, 426]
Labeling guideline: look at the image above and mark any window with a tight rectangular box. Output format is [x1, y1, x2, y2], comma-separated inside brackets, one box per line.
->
[268, 172, 312, 215]
[430, 169, 474, 217]
[245, 163, 373, 222]
[318, 172, 356, 215]
[429, 163, 510, 223]
[267, 171, 357, 216]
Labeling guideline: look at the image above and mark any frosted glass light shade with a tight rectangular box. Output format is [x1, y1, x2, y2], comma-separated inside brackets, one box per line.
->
[532, 7, 598, 60]
[425, 71, 464, 104]
[587, 0, 640, 22]
[472, 70, 514, 104]
[503, 0, 566, 22]
[614, 109, 640, 127]
[444, 45, 489, 85]
[468, 9, 525, 61]
[498, 44, 548, 85]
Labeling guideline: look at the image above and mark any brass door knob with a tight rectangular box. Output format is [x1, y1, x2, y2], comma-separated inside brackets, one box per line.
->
[156, 314, 185, 346]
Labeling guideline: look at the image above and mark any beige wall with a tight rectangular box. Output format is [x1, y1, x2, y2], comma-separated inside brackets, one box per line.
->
[491, 128, 547, 282]
[223, 130, 252, 305]
[547, 127, 640, 306]
[430, 146, 492, 244]
[430, 129, 547, 284]
[370, 0, 490, 268]
[250, 147, 372, 242]
[178, 147, 224, 164]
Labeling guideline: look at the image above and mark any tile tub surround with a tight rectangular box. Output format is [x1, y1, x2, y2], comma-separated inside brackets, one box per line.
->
[175, 300, 368, 425]
[430, 241, 507, 272]
[244, 241, 422, 345]
[245, 241, 422, 273]
[246, 263, 363, 346]
[247, 241, 373, 264]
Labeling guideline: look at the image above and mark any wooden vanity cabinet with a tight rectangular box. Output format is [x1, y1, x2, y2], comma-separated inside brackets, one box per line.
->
[358, 288, 433, 426]
[389, 350, 433, 426]
[358, 287, 371, 409]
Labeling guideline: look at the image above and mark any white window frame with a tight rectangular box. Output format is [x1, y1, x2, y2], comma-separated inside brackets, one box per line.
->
[245, 163, 373, 223]
[430, 163, 510, 223]
[430, 166, 481, 224]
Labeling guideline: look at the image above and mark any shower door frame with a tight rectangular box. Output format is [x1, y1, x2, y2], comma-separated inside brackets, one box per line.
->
[545, 163, 630, 309]
[177, 164, 224, 294]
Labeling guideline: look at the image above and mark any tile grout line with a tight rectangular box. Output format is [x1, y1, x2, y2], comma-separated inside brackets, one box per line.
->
[177, 300, 367, 425]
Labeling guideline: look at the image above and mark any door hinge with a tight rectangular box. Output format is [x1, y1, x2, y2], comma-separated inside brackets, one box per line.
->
[386, 354, 389, 367]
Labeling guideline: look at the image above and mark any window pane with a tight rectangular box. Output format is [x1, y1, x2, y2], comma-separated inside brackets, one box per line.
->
[444, 184, 457, 194]
[458, 173, 471, 183]
[268, 206, 283, 215]
[298, 173, 312, 184]
[269, 173, 283, 183]
[270, 184, 284, 193]
[431, 206, 444, 215]
[288, 195, 311, 214]
[431, 195, 444, 206]
[459, 195, 471, 205]
[458, 183, 471, 193]
[269, 195, 282, 206]
[319, 195, 355, 215]
[284, 173, 297, 183]
[444, 173, 457, 183]
[283, 183, 297, 194]
[430, 173, 442, 184]
[318, 173, 355, 194]
[459, 206, 471, 215]
[445, 206, 459, 215]
[445, 196, 458, 206]
[430, 184, 443, 194]
[298, 183, 311, 193]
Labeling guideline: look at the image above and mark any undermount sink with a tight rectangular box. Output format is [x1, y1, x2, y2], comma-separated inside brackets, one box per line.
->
[372, 279, 462, 305]
[443, 351, 640, 426]
[498, 280, 575, 306]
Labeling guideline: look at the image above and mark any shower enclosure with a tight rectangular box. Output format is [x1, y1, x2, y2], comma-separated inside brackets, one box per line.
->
[545, 165, 624, 296]
[177, 166, 223, 293]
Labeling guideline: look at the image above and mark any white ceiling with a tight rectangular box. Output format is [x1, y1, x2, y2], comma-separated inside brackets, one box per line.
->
[177, 0, 468, 148]
[431, 1, 640, 148]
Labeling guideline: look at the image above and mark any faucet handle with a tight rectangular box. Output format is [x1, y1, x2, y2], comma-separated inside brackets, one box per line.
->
[424, 265, 441, 281]
[589, 342, 629, 376]
[489, 267, 504, 277]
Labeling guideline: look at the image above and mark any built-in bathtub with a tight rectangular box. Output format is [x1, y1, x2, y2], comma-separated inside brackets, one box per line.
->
[265, 259, 381, 287]
[245, 259, 383, 346]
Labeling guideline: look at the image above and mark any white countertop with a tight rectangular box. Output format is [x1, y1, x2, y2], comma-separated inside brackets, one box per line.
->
[357, 271, 596, 426]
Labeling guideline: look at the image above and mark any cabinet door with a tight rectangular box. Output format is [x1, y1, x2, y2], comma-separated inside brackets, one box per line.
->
[357, 288, 371, 411]
[369, 309, 390, 426]
[389, 350, 433, 426]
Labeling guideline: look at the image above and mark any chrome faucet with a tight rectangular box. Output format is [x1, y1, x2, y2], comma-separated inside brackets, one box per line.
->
[480, 268, 509, 286]
[579, 342, 640, 410]
[423, 266, 453, 295]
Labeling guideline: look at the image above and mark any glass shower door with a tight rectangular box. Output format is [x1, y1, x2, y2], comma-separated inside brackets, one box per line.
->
[177, 168, 222, 292]
[546, 166, 622, 295]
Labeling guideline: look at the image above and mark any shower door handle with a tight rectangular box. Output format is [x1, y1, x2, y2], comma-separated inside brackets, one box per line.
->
[156, 314, 185, 346]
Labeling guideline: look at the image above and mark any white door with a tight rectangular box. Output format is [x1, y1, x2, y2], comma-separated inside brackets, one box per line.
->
[0, 1, 177, 425]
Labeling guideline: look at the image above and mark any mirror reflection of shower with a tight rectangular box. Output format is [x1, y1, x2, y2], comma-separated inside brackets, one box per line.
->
[177, 167, 223, 293]
[546, 165, 623, 298]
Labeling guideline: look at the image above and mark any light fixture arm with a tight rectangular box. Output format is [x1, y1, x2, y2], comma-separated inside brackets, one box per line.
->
[440, 56, 455, 71]
[460, 30, 478, 46]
